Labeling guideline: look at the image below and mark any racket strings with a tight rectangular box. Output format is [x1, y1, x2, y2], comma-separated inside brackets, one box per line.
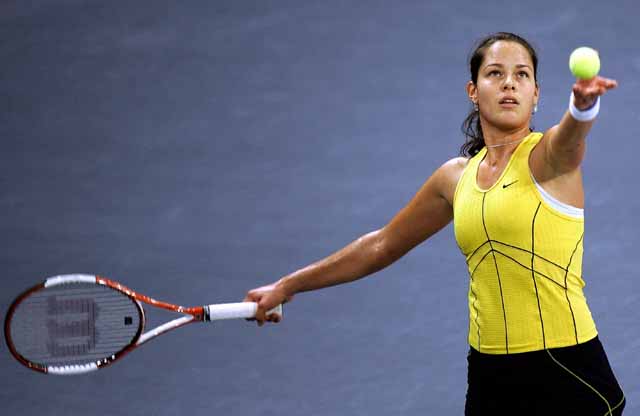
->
[8, 283, 142, 367]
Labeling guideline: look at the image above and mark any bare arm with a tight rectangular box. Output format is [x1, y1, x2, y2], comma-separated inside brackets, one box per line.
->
[541, 76, 617, 173]
[278, 161, 456, 294]
[244, 157, 465, 324]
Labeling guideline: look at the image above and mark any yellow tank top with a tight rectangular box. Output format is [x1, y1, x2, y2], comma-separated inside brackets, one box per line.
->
[453, 132, 597, 354]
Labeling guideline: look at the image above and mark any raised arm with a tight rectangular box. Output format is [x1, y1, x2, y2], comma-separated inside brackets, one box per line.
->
[540, 76, 617, 173]
[244, 157, 466, 325]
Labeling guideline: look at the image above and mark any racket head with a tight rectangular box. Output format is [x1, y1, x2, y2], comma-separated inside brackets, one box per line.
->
[4, 274, 144, 375]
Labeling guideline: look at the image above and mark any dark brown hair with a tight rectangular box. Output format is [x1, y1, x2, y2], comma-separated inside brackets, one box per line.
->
[459, 32, 539, 157]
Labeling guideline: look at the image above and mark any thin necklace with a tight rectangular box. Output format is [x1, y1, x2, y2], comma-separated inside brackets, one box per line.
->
[485, 137, 525, 148]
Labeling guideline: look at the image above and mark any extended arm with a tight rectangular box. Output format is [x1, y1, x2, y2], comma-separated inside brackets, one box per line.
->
[541, 76, 617, 173]
[278, 163, 455, 294]
[244, 158, 464, 324]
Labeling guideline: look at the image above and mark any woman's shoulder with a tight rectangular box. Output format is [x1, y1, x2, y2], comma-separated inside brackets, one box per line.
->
[442, 156, 470, 170]
[439, 156, 470, 180]
[434, 156, 470, 206]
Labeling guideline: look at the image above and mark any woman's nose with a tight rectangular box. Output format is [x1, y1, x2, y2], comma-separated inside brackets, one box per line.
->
[503, 81, 516, 90]
[503, 75, 516, 90]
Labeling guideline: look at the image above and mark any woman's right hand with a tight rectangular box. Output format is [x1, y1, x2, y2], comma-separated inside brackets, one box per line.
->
[243, 281, 293, 326]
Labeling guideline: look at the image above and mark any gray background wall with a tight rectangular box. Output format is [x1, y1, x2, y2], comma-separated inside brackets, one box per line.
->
[1, 0, 638, 414]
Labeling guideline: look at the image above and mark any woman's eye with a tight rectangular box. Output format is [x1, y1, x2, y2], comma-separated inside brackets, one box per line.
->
[518, 71, 529, 78]
[489, 70, 501, 76]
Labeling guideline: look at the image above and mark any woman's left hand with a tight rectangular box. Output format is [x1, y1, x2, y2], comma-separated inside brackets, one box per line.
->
[572, 76, 618, 110]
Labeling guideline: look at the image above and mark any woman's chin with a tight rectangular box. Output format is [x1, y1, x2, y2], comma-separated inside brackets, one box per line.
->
[484, 115, 529, 132]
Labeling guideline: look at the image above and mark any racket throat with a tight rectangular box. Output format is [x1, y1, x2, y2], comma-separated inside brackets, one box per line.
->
[203, 305, 213, 322]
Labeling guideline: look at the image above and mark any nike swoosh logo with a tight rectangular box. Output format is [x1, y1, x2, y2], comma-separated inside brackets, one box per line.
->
[502, 180, 518, 189]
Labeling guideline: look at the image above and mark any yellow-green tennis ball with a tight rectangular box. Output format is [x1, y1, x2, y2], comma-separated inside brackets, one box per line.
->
[569, 47, 600, 79]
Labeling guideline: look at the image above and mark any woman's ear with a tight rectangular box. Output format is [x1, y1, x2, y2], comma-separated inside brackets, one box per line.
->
[466, 80, 477, 104]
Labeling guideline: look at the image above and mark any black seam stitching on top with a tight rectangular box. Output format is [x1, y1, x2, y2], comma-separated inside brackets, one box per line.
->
[466, 240, 492, 264]
[490, 240, 568, 272]
[466, 240, 569, 274]
[491, 250, 567, 289]
[469, 247, 493, 352]
[469, 275, 480, 351]
[469, 249, 494, 278]
[531, 202, 546, 349]
[481, 193, 509, 354]
[564, 232, 584, 344]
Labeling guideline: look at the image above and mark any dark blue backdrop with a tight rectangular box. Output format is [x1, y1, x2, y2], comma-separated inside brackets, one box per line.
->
[1, 1, 638, 414]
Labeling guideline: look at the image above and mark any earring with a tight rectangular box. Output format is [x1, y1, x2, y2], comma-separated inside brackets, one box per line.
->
[474, 102, 479, 112]
[532, 104, 538, 114]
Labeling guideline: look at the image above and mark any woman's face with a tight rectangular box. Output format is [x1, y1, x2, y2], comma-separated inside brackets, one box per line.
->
[467, 40, 539, 133]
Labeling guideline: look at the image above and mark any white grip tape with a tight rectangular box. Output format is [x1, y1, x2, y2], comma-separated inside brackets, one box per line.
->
[205, 302, 283, 321]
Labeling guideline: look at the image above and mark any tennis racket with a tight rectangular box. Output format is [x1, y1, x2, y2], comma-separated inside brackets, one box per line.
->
[4, 274, 282, 375]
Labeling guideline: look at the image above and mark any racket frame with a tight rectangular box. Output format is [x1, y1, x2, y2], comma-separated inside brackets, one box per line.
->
[4, 275, 148, 374]
[5, 274, 280, 375]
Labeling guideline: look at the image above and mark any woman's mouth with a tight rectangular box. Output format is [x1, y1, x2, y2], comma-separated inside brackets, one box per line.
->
[499, 97, 519, 107]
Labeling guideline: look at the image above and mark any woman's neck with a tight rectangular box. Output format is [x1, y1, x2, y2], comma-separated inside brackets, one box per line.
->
[482, 125, 532, 164]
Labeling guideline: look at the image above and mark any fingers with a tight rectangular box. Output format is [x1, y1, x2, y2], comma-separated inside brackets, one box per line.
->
[254, 305, 267, 327]
[252, 305, 282, 327]
[576, 75, 618, 87]
[242, 286, 286, 327]
[243, 289, 264, 324]
[269, 313, 282, 323]
[263, 308, 282, 324]
[256, 298, 284, 326]
[600, 77, 618, 90]
[571, 76, 618, 110]
[574, 76, 618, 96]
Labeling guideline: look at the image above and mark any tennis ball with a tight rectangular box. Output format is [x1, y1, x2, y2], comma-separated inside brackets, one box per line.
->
[569, 47, 600, 79]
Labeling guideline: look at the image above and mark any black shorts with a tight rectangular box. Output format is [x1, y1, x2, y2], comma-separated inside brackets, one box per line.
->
[465, 336, 625, 415]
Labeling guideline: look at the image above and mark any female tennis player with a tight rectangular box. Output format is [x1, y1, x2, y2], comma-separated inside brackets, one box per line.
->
[243, 32, 625, 415]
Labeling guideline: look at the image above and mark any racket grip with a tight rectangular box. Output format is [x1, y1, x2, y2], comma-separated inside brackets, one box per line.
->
[204, 302, 282, 321]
